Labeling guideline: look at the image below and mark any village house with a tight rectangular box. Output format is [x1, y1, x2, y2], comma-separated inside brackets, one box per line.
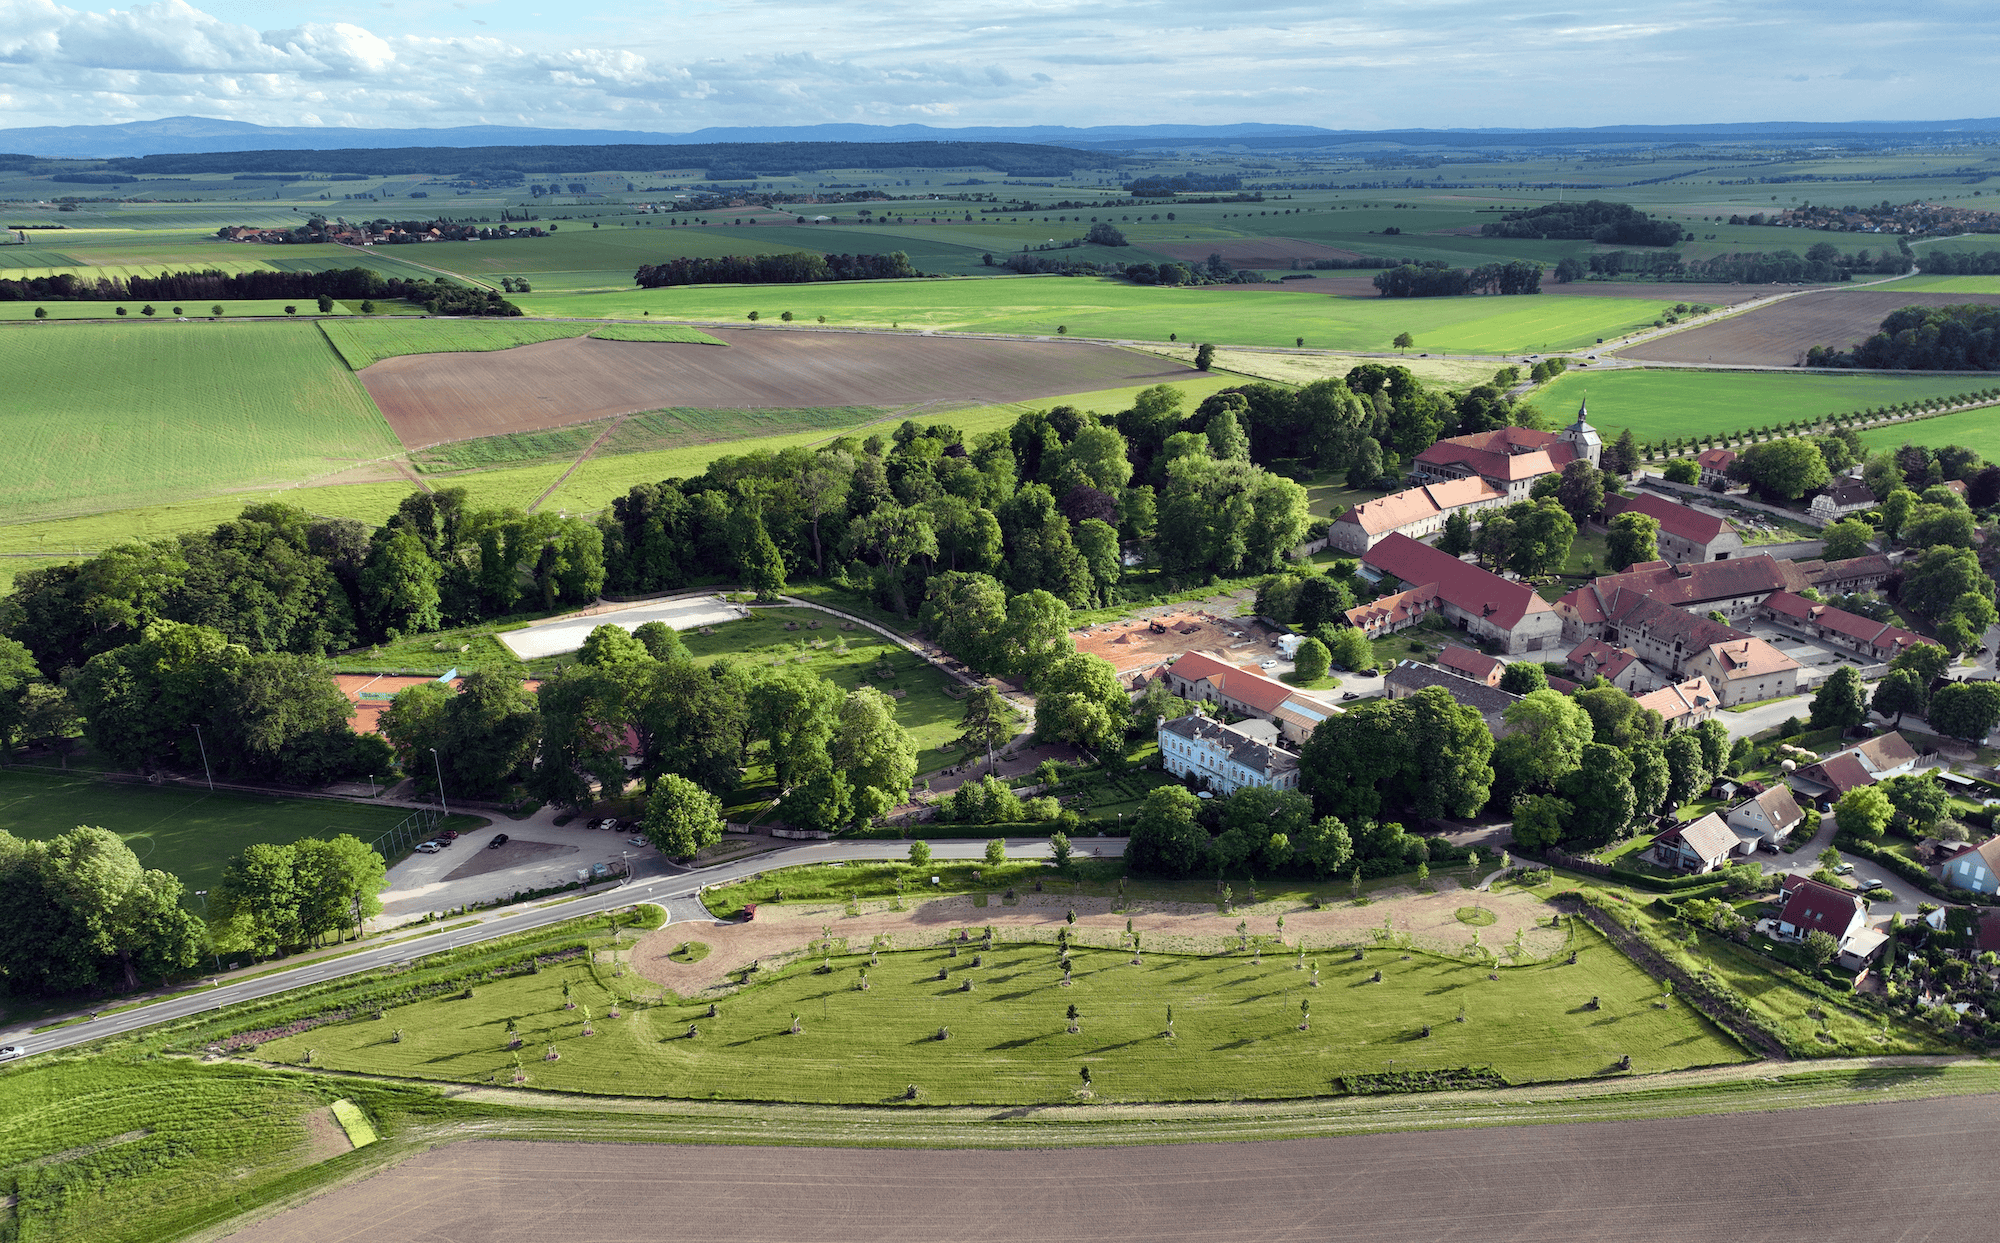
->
[1358, 533, 1565, 654]
[1602, 491, 1745, 564]
[1788, 732, 1922, 808]
[1774, 875, 1868, 950]
[1651, 813, 1743, 873]
[1696, 447, 1738, 490]
[1684, 634, 1806, 707]
[1564, 638, 1657, 693]
[1758, 591, 1925, 663]
[1343, 583, 1440, 640]
[1326, 477, 1507, 555]
[1556, 554, 1812, 643]
[1437, 644, 1506, 686]
[1157, 714, 1301, 796]
[1634, 676, 1722, 731]
[1808, 477, 1877, 525]
[1157, 651, 1340, 745]
[1382, 660, 1521, 736]
[1939, 838, 2000, 896]
[1803, 553, 1894, 596]
[1586, 594, 1802, 706]
[1725, 784, 1804, 850]
[1407, 406, 1600, 501]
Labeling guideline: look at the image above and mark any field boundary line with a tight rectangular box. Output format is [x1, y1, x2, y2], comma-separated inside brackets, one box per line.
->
[331, 241, 499, 293]
[526, 414, 633, 513]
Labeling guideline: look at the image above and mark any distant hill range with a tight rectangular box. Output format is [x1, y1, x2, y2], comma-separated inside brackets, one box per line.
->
[3, 115, 1999, 164]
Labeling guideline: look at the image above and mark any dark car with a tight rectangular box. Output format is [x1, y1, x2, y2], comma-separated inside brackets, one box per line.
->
[487, 833, 510, 849]
[438, 829, 459, 840]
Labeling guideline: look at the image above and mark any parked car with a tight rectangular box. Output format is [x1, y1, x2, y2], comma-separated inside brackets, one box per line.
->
[596, 818, 620, 831]
[1341, 691, 1359, 701]
[1862, 878, 1886, 891]
[437, 829, 459, 840]
[0, 1046, 24, 1062]
[487, 833, 510, 849]
[627, 836, 648, 847]
[1833, 861, 1855, 875]
[415, 841, 443, 854]
[1259, 659, 1279, 670]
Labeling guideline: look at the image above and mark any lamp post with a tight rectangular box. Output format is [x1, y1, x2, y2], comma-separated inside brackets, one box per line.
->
[191, 724, 214, 792]
[622, 851, 631, 888]
[194, 890, 220, 973]
[429, 748, 449, 818]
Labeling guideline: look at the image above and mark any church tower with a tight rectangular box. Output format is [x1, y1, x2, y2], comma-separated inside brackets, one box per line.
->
[1560, 397, 1602, 468]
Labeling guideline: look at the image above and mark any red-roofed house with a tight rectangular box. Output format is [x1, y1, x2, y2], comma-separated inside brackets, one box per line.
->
[1775, 875, 1867, 948]
[1634, 676, 1722, 730]
[1696, 447, 1737, 490]
[1408, 411, 1599, 501]
[1789, 732, 1921, 807]
[1343, 583, 1441, 639]
[1159, 651, 1340, 744]
[1437, 644, 1506, 686]
[1686, 634, 1804, 707]
[1327, 477, 1507, 555]
[1651, 813, 1744, 873]
[1564, 639, 1657, 693]
[1602, 492, 1744, 564]
[1759, 591, 1925, 662]
[1360, 533, 1564, 654]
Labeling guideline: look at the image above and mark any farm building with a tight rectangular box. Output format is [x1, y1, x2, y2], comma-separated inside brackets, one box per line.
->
[1325, 476, 1507, 555]
[1382, 661, 1520, 736]
[1358, 533, 1564, 653]
[1563, 639, 1657, 693]
[1683, 635, 1805, 708]
[1157, 714, 1300, 796]
[1343, 583, 1441, 640]
[1602, 491, 1744, 564]
[1758, 591, 1925, 662]
[1557, 554, 1813, 643]
[1579, 592, 1801, 706]
[1436, 644, 1506, 686]
[1802, 553, 1894, 596]
[1634, 676, 1722, 731]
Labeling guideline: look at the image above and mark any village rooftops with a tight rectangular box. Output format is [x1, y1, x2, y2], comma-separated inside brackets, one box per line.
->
[1383, 660, 1521, 719]
[1793, 732, 1921, 798]
[1335, 477, 1504, 537]
[1163, 651, 1297, 716]
[1603, 491, 1732, 548]
[1634, 676, 1720, 727]
[1761, 591, 1924, 659]
[1361, 533, 1558, 631]
[1437, 644, 1506, 686]
[1558, 554, 1810, 625]
[1413, 427, 1580, 482]
[1566, 638, 1643, 684]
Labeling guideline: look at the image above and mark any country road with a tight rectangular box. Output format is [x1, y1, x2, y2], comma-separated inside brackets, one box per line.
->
[0, 835, 1127, 1061]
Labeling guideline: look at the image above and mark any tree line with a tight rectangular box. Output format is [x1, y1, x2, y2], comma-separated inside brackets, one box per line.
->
[1371, 260, 1543, 298]
[1481, 200, 1683, 246]
[1916, 251, 2000, 276]
[1558, 246, 1902, 284]
[633, 251, 919, 288]
[0, 264, 523, 316]
[1805, 304, 2000, 370]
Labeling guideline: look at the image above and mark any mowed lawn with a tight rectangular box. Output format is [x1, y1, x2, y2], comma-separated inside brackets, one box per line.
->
[0, 320, 400, 520]
[0, 768, 462, 897]
[1538, 368, 1999, 445]
[513, 277, 1677, 354]
[260, 922, 1749, 1104]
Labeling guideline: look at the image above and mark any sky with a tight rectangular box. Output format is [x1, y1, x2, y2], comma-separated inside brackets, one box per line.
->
[0, 0, 1990, 134]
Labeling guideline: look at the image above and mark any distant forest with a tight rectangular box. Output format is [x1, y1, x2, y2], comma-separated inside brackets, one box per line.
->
[104, 141, 1121, 180]
[633, 252, 919, 288]
[1806, 304, 2000, 370]
[0, 266, 520, 316]
[1482, 200, 1684, 247]
[1372, 260, 1543, 297]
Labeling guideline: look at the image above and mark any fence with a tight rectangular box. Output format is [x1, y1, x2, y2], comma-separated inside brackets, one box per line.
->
[366, 807, 448, 860]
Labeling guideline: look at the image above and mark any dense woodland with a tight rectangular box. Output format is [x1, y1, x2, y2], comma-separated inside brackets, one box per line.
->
[1481, 200, 1684, 246]
[1372, 259, 1543, 297]
[0, 264, 523, 315]
[633, 251, 919, 287]
[1806, 304, 2000, 370]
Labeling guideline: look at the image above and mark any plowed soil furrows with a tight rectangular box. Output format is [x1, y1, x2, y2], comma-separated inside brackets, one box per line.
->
[226, 1094, 2000, 1243]
[1622, 289, 2000, 366]
[360, 330, 1195, 448]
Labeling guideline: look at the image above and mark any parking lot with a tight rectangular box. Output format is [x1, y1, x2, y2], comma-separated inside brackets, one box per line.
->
[377, 808, 654, 922]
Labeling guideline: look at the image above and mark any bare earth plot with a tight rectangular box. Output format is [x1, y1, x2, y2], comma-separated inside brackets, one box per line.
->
[225, 1095, 2000, 1243]
[360, 330, 1196, 448]
[1621, 289, 2000, 366]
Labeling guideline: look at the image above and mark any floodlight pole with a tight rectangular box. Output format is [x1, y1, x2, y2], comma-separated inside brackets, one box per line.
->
[191, 724, 214, 791]
[430, 748, 450, 818]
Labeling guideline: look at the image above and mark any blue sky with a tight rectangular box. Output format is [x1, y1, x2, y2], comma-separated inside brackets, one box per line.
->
[0, 0, 1985, 132]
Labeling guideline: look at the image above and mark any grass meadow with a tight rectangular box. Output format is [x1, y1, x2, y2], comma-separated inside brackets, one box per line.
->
[512, 277, 1679, 353]
[1537, 368, 2000, 445]
[0, 768, 478, 898]
[1875, 273, 2000, 294]
[1859, 405, 2000, 458]
[0, 320, 398, 521]
[254, 919, 1750, 1103]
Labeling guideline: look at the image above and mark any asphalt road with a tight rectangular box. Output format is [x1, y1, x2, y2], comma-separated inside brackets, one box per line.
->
[0, 836, 1126, 1062]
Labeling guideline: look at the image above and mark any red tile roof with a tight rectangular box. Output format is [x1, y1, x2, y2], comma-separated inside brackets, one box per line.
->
[1344, 583, 1439, 632]
[1414, 427, 1579, 483]
[1762, 591, 1924, 658]
[1362, 534, 1557, 631]
[1335, 477, 1503, 537]
[1164, 651, 1296, 715]
[1559, 554, 1809, 622]
[1437, 644, 1505, 685]
[1695, 448, 1737, 472]
[1604, 491, 1731, 547]
[1635, 676, 1720, 725]
[1778, 876, 1865, 937]
[1566, 638, 1641, 684]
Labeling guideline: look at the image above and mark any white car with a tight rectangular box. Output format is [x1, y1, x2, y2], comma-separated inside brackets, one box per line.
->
[596, 818, 620, 831]
[415, 841, 443, 854]
[1260, 659, 1279, 670]
[0, 1045, 25, 1061]
[627, 836, 649, 847]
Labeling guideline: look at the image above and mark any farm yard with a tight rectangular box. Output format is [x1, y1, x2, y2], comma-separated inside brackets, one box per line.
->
[1535, 367, 2000, 446]
[356, 328, 1201, 448]
[0, 319, 398, 520]
[1618, 289, 2000, 367]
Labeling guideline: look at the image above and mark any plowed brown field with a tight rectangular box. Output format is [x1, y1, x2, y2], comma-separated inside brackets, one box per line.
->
[360, 329, 1196, 448]
[1622, 289, 2000, 367]
[225, 1095, 2000, 1242]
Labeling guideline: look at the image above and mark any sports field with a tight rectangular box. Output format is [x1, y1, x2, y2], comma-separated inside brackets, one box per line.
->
[0, 320, 399, 520]
[512, 278, 1678, 354]
[1538, 368, 1997, 444]
[0, 768, 469, 896]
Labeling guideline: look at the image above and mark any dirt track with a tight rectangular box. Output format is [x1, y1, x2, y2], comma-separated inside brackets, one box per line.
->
[1622, 289, 2000, 366]
[360, 329, 1197, 448]
[223, 1094, 2000, 1242]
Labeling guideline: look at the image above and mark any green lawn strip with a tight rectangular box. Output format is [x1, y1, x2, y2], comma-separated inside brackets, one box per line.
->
[512, 277, 1675, 355]
[588, 324, 726, 344]
[328, 1099, 379, 1147]
[0, 320, 398, 523]
[0, 768, 458, 899]
[318, 319, 598, 370]
[254, 914, 1745, 1104]
[1538, 368, 1999, 450]
[1858, 403, 2000, 458]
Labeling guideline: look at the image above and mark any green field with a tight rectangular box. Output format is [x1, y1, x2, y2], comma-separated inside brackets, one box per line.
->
[0, 320, 398, 521]
[0, 768, 476, 898]
[512, 277, 1678, 354]
[1539, 368, 1999, 446]
[1876, 273, 2000, 293]
[255, 916, 1748, 1103]
[319, 318, 598, 369]
[0, 1058, 355, 1243]
[1860, 405, 2000, 457]
[0, 300, 345, 321]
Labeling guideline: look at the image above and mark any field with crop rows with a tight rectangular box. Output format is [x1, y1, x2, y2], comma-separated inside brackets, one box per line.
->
[1537, 368, 1999, 445]
[0, 320, 398, 520]
[588, 323, 726, 343]
[320, 319, 598, 369]
[512, 277, 1679, 353]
